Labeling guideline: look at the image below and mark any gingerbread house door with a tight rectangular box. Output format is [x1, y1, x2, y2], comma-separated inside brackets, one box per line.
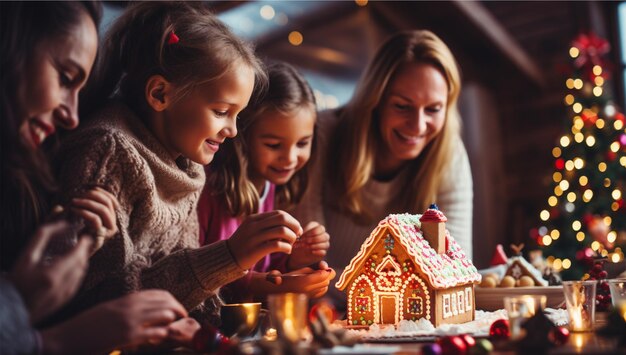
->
[377, 292, 399, 324]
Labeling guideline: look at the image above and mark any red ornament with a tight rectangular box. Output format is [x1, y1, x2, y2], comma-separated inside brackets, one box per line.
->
[489, 319, 510, 340]
[460, 334, 476, 349]
[167, 31, 180, 45]
[549, 326, 570, 345]
[571, 33, 610, 69]
[437, 336, 467, 355]
[309, 300, 337, 323]
[192, 325, 230, 353]
[555, 158, 565, 170]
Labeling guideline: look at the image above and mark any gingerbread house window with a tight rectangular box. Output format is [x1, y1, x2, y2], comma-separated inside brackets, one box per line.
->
[407, 297, 423, 315]
[443, 294, 452, 319]
[356, 296, 370, 313]
[464, 287, 472, 309]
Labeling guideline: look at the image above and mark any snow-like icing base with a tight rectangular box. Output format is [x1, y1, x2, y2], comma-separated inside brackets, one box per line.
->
[341, 308, 569, 340]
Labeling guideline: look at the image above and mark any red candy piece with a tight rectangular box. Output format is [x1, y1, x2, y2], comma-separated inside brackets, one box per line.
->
[437, 336, 467, 355]
[549, 326, 570, 346]
[489, 319, 510, 340]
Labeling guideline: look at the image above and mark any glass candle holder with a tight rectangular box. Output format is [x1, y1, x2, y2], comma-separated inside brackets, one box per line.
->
[503, 295, 547, 339]
[562, 280, 597, 332]
[267, 293, 309, 343]
[607, 279, 626, 307]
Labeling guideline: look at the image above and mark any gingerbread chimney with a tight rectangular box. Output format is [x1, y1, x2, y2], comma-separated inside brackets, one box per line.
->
[419, 204, 447, 254]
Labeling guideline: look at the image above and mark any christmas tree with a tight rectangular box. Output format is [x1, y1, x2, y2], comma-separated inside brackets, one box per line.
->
[534, 33, 626, 280]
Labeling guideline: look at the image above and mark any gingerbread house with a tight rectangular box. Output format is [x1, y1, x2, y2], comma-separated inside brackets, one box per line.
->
[335, 207, 481, 327]
[505, 256, 548, 286]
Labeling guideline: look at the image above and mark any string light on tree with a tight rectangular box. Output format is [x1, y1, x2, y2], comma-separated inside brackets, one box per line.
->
[534, 33, 626, 279]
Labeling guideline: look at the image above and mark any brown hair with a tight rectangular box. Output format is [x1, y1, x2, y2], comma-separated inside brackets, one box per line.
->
[0, 1, 101, 270]
[81, 2, 267, 119]
[329, 30, 462, 223]
[209, 61, 317, 217]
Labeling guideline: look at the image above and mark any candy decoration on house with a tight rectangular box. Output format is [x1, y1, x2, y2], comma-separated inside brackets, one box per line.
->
[335, 205, 481, 327]
[534, 32, 626, 280]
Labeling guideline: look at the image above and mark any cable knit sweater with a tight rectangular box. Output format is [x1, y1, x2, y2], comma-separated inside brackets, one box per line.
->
[290, 110, 473, 309]
[55, 102, 246, 314]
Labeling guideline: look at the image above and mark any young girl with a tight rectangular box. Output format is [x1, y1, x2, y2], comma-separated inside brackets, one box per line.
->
[54, 2, 302, 322]
[199, 62, 334, 303]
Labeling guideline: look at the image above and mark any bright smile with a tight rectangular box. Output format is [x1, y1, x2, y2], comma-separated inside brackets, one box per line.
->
[394, 130, 425, 145]
[29, 119, 55, 147]
[204, 139, 221, 152]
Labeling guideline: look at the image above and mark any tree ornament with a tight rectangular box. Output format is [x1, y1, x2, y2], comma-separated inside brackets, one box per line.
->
[489, 319, 510, 340]
[437, 336, 467, 355]
[460, 334, 476, 349]
[421, 343, 443, 355]
[469, 338, 493, 355]
[192, 325, 231, 353]
[549, 326, 570, 345]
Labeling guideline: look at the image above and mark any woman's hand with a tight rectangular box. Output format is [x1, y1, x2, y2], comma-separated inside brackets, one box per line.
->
[70, 186, 119, 253]
[9, 221, 93, 325]
[227, 210, 302, 270]
[287, 221, 330, 270]
[40, 290, 188, 355]
[265, 261, 336, 299]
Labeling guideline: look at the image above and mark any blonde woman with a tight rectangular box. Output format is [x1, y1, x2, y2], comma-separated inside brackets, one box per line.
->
[292, 30, 473, 309]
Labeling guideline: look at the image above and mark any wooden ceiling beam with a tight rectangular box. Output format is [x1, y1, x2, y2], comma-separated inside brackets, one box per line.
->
[451, 0, 547, 89]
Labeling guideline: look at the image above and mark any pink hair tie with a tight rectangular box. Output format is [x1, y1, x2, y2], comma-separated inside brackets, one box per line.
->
[167, 30, 179, 45]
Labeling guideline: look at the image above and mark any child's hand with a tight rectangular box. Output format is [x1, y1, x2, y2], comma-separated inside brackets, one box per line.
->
[265, 261, 336, 299]
[287, 221, 330, 270]
[70, 186, 119, 253]
[227, 210, 302, 270]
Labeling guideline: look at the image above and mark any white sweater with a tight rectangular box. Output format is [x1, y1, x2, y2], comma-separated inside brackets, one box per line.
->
[291, 110, 474, 308]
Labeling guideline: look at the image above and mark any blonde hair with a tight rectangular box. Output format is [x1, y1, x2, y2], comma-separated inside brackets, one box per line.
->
[329, 30, 462, 223]
[209, 62, 317, 217]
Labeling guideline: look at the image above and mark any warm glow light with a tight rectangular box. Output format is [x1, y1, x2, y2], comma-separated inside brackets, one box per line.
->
[543, 235, 552, 246]
[611, 253, 620, 262]
[288, 31, 303, 46]
[598, 162, 607, 172]
[565, 160, 575, 171]
[567, 192, 577, 202]
[604, 178, 612, 187]
[562, 259, 572, 269]
[260, 5, 276, 20]
[601, 249, 609, 257]
[621, 156, 626, 166]
[582, 189, 593, 202]
[552, 147, 562, 157]
[611, 141, 620, 152]
[593, 65, 602, 75]
[566, 78, 575, 89]
[576, 232, 585, 241]
[565, 94, 575, 105]
[612, 189, 622, 200]
[565, 202, 575, 212]
[572, 103, 583, 113]
[559, 180, 570, 191]
[612, 202, 620, 211]
[593, 87, 603, 96]
[574, 79, 583, 89]
[548, 196, 558, 206]
[574, 158, 584, 169]
[560, 136, 571, 147]
[540, 210, 550, 221]
[591, 241, 600, 250]
[615, 120, 624, 130]
[553, 172, 563, 182]
[574, 117, 584, 129]
[596, 119, 605, 129]
[574, 132, 584, 143]
[608, 231, 617, 243]
[553, 259, 562, 270]
[604, 216, 612, 226]
[554, 186, 563, 196]
[579, 176, 588, 186]
[594, 76, 604, 86]
[569, 47, 580, 58]
[551, 229, 560, 239]
[355, 0, 368, 6]
[585, 136, 596, 146]
[572, 220, 581, 231]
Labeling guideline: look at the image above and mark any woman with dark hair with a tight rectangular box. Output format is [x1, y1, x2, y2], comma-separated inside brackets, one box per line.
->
[1, 2, 190, 353]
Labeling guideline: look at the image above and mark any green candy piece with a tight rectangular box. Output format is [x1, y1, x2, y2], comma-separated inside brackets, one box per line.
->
[470, 339, 493, 355]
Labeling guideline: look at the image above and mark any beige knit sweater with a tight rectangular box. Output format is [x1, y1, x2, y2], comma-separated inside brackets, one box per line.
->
[56, 102, 246, 314]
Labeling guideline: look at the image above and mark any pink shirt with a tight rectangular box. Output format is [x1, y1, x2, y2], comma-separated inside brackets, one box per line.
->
[198, 168, 288, 302]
